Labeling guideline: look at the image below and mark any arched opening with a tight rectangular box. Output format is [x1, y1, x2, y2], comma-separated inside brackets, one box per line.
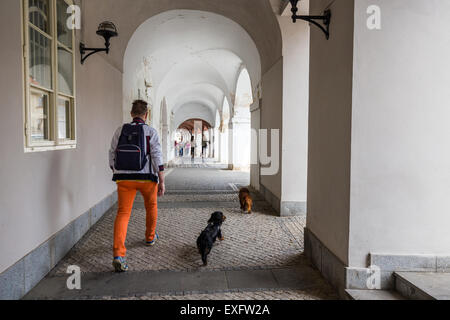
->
[123, 9, 262, 171]
[175, 119, 212, 162]
[230, 67, 253, 171]
[220, 97, 231, 165]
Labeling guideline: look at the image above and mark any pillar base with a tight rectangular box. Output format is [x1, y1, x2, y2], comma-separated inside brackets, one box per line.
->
[259, 183, 281, 215]
[304, 227, 450, 299]
[280, 201, 306, 217]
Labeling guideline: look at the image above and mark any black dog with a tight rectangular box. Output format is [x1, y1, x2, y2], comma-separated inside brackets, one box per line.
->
[196, 211, 226, 266]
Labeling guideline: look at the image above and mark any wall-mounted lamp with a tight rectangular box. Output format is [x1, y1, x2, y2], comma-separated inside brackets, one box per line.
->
[289, 0, 331, 40]
[80, 21, 118, 64]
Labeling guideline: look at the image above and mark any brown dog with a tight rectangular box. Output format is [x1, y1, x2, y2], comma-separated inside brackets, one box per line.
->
[239, 188, 253, 214]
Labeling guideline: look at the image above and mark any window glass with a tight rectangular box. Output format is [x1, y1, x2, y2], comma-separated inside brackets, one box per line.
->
[30, 91, 50, 142]
[25, 0, 77, 148]
[56, 0, 72, 49]
[29, 26, 52, 89]
[58, 46, 73, 95]
[57, 97, 71, 139]
[29, 0, 50, 34]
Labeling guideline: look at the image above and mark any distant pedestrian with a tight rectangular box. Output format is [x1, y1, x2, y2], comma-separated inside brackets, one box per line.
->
[191, 136, 195, 159]
[202, 133, 209, 158]
[185, 141, 191, 157]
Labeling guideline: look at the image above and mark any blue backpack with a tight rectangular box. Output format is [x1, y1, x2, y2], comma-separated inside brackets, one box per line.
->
[114, 122, 149, 171]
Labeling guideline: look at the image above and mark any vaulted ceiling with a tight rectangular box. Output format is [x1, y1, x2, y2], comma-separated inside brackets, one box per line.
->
[123, 10, 263, 129]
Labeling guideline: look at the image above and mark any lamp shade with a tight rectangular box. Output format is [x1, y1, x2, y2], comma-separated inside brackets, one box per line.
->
[96, 21, 118, 42]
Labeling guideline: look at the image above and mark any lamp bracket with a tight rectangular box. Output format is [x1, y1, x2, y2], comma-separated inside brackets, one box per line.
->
[80, 43, 110, 65]
[290, 0, 331, 40]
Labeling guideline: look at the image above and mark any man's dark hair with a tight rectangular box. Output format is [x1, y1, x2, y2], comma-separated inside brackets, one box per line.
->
[131, 100, 149, 117]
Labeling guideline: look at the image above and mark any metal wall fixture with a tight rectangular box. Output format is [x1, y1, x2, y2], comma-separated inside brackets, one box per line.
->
[289, 0, 331, 40]
[80, 21, 118, 64]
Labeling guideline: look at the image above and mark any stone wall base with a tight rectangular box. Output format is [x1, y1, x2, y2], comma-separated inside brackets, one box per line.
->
[0, 191, 118, 300]
[304, 227, 450, 299]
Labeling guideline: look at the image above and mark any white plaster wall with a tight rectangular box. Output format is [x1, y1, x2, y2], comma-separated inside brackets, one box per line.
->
[260, 59, 283, 200]
[230, 120, 251, 170]
[250, 104, 261, 190]
[278, 10, 310, 204]
[348, 0, 450, 267]
[220, 128, 230, 165]
[0, 0, 122, 273]
[307, 0, 355, 264]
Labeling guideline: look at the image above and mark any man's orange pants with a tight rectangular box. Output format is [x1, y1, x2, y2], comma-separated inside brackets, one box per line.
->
[113, 181, 158, 258]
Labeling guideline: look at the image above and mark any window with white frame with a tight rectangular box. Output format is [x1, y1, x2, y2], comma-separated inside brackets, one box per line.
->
[23, 0, 76, 151]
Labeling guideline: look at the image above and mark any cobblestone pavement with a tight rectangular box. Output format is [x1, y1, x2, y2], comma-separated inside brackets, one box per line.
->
[45, 168, 337, 299]
[52, 204, 305, 274]
[52, 169, 304, 274]
[168, 157, 230, 169]
[99, 288, 338, 300]
[164, 167, 250, 192]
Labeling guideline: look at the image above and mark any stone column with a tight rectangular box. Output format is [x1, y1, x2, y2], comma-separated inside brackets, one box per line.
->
[306, 0, 450, 296]
[220, 124, 229, 165]
[230, 110, 251, 171]
[208, 128, 214, 158]
[277, 10, 310, 217]
[161, 124, 169, 165]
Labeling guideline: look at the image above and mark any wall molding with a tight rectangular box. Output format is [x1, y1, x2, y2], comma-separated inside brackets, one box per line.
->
[259, 183, 281, 214]
[280, 201, 306, 217]
[259, 184, 306, 217]
[304, 228, 347, 298]
[0, 191, 118, 300]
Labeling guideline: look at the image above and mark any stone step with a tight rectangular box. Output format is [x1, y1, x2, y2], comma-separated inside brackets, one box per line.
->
[395, 272, 450, 300]
[345, 289, 405, 300]
[23, 266, 333, 300]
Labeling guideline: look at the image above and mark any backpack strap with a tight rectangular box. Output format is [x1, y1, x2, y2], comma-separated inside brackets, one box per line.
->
[132, 117, 146, 125]
[131, 118, 150, 155]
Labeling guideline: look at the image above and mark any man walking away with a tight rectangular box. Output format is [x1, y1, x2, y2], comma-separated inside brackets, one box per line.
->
[109, 100, 165, 272]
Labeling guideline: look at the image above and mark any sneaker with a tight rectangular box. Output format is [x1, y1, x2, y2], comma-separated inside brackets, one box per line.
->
[112, 256, 129, 272]
[145, 233, 159, 247]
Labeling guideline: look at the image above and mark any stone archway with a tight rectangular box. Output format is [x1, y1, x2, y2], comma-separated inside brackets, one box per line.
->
[122, 8, 268, 173]
[80, 0, 285, 205]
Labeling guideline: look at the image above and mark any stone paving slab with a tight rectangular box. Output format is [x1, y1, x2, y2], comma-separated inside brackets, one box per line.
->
[25, 266, 337, 300]
[225, 269, 279, 290]
[395, 272, 450, 300]
[345, 289, 404, 300]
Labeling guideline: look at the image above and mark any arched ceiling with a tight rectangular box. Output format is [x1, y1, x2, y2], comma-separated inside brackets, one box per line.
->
[170, 83, 224, 115]
[123, 9, 264, 128]
[178, 119, 212, 132]
[173, 103, 215, 129]
[80, 0, 282, 74]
